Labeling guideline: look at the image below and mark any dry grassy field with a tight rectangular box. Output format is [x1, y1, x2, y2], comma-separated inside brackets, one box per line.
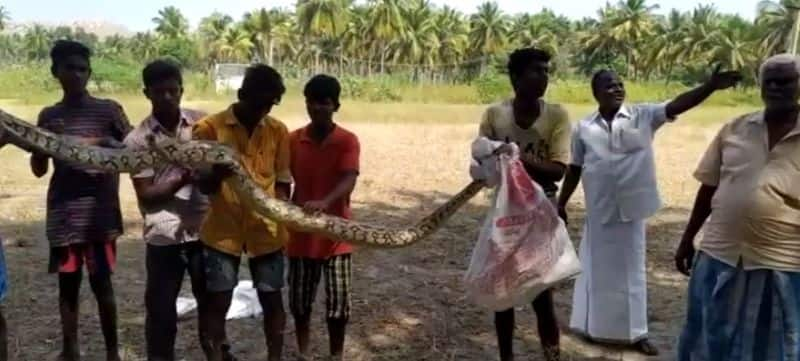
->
[0, 97, 758, 361]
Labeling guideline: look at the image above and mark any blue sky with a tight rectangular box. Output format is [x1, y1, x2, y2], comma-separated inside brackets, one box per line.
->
[3, 0, 761, 32]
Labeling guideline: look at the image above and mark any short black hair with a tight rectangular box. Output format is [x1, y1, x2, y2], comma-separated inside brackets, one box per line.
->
[591, 69, 617, 92]
[142, 59, 183, 88]
[239, 63, 286, 98]
[50, 40, 91, 70]
[304, 74, 341, 106]
[507, 47, 551, 78]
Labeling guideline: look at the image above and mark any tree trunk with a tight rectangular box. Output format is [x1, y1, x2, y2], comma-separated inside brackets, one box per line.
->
[268, 37, 275, 66]
[380, 48, 386, 75]
[315, 49, 320, 73]
[664, 62, 675, 85]
[338, 53, 344, 76]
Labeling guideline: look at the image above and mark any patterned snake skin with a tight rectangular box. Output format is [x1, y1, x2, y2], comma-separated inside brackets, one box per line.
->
[0, 109, 484, 247]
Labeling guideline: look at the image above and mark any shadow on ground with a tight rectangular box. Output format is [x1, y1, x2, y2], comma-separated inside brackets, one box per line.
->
[0, 189, 692, 361]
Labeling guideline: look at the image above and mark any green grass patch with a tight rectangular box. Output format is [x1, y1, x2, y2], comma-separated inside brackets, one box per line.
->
[0, 62, 761, 108]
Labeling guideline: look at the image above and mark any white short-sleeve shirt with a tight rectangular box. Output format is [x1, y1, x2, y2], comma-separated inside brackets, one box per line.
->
[570, 103, 674, 224]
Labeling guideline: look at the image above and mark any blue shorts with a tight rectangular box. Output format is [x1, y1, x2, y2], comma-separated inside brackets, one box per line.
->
[203, 245, 285, 293]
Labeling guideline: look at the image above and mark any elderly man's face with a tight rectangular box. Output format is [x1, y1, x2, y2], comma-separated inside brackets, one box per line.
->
[762, 63, 800, 110]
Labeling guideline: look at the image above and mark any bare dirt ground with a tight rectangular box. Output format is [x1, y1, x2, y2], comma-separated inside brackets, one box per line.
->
[0, 104, 736, 361]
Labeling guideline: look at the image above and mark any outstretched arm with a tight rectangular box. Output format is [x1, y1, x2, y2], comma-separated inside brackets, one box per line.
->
[665, 65, 742, 119]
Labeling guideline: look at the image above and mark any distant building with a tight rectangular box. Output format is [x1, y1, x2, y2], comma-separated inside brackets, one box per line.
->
[213, 63, 249, 93]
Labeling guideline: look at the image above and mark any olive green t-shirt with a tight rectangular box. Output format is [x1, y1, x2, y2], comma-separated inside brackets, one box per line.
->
[478, 98, 571, 196]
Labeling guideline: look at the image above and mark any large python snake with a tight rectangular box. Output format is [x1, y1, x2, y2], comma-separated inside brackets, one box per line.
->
[0, 109, 484, 247]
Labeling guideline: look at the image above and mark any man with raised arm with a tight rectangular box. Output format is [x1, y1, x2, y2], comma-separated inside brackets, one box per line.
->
[557, 67, 740, 355]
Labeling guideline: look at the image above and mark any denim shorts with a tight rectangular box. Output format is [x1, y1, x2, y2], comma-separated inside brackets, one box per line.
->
[203, 245, 285, 293]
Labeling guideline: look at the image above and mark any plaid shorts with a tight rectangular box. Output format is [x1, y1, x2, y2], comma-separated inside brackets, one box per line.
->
[288, 254, 352, 320]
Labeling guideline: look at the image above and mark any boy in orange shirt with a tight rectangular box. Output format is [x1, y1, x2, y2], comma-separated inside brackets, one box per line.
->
[287, 74, 360, 361]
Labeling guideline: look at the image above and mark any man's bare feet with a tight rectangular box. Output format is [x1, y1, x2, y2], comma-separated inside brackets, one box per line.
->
[55, 351, 80, 361]
[222, 344, 238, 361]
[542, 345, 560, 361]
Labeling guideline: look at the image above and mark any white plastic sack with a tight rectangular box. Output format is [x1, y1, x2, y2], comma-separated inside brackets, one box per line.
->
[225, 280, 263, 320]
[465, 137, 581, 311]
[469, 137, 511, 187]
[176, 296, 198, 320]
[174, 280, 264, 321]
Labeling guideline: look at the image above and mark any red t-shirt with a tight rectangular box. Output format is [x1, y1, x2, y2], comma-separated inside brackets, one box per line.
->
[287, 125, 360, 259]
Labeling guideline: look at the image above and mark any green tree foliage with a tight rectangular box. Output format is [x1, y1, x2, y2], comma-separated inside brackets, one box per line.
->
[0, 1, 793, 90]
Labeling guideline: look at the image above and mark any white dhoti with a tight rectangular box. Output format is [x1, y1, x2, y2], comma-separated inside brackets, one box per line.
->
[569, 217, 648, 344]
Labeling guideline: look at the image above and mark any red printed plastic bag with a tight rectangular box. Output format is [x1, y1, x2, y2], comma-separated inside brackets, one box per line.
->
[465, 139, 581, 311]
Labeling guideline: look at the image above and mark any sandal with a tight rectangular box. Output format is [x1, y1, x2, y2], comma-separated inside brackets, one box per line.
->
[634, 339, 659, 356]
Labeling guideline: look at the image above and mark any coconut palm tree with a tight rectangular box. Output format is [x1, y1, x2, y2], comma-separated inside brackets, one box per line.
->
[509, 14, 560, 58]
[757, 0, 800, 54]
[368, 0, 408, 73]
[644, 9, 686, 81]
[675, 5, 720, 72]
[578, 5, 622, 73]
[130, 32, 159, 61]
[469, 2, 509, 72]
[199, 12, 234, 65]
[393, 0, 438, 79]
[0, 6, 9, 32]
[297, 0, 351, 36]
[433, 5, 469, 81]
[99, 35, 128, 58]
[199, 12, 233, 43]
[605, 0, 659, 78]
[23, 25, 53, 60]
[243, 8, 291, 65]
[338, 4, 387, 75]
[219, 25, 254, 62]
[152, 6, 190, 39]
[296, 0, 351, 73]
[707, 15, 762, 81]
